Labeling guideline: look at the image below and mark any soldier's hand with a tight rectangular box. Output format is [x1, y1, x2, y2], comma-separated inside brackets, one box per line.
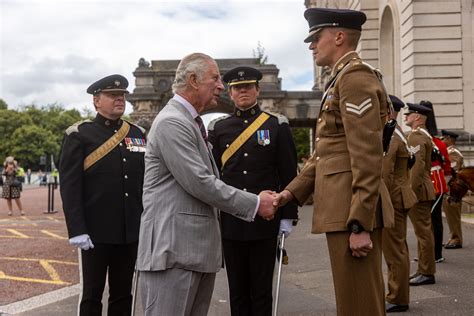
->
[69, 234, 95, 251]
[349, 231, 373, 257]
[273, 190, 294, 208]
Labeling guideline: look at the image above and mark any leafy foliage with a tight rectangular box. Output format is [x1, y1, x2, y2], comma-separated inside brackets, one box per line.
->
[292, 128, 311, 162]
[0, 98, 8, 110]
[0, 104, 84, 170]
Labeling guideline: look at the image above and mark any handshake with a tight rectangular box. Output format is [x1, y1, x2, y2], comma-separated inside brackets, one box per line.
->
[257, 189, 294, 220]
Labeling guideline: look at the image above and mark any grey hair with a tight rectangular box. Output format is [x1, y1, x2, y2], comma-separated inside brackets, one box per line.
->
[172, 53, 215, 93]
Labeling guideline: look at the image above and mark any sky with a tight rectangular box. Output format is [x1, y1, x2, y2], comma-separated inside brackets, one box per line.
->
[0, 0, 314, 115]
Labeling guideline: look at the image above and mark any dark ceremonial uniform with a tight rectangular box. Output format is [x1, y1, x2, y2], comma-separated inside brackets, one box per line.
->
[208, 66, 298, 316]
[59, 74, 145, 316]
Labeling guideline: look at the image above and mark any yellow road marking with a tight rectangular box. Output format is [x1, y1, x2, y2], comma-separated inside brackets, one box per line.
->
[47, 216, 60, 222]
[6, 229, 29, 238]
[0, 270, 70, 285]
[0, 257, 77, 265]
[39, 260, 61, 282]
[40, 230, 67, 240]
[0, 257, 77, 285]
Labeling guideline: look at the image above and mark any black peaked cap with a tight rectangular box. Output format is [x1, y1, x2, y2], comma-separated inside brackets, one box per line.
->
[223, 66, 262, 87]
[87, 74, 129, 95]
[304, 8, 367, 43]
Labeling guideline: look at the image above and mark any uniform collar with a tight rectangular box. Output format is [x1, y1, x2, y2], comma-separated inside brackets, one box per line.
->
[331, 51, 359, 77]
[234, 103, 261, 118]
[94, 113, 122, 128]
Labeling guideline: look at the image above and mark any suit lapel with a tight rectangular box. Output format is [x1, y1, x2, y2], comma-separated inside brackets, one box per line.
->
[168, 99, 216, 175]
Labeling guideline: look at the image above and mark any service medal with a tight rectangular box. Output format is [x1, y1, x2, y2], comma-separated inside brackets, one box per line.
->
[257, 130, 270, 146]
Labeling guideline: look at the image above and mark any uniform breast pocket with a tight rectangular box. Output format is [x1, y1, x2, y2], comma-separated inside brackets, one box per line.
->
[321, 100, 344, 135]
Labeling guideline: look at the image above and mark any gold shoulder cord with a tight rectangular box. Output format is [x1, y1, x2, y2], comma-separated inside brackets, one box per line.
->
[221, 112, 270, 167]
[83, 121, 130, 171]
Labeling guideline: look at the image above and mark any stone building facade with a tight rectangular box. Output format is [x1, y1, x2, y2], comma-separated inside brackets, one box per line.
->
[127, 57, 321, 130]
[305, 0, 474, 165]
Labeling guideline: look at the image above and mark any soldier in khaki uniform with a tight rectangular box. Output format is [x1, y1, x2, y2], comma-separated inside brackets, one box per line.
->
[274, 8, 394, 316]
[441, 130, 464, 249]
[404, 103, 437, 286]
[382, 95, 418, 313]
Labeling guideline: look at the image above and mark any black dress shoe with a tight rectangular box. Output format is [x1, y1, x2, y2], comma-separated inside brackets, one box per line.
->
[409, 274, 435, 286]
[386, 303, 409, 313]
[445, 243, 462, 249]
[409, 272, 420, 280]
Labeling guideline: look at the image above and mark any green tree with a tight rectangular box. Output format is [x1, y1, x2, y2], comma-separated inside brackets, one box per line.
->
[9, 125, 60, 170]
[0, 109, 33, 161]
[0, 98, 8, 110]
[292, 128, 311, 161]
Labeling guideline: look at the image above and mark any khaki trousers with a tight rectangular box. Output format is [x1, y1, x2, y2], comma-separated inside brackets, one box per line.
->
[408, 201, 436, 275]
[443, 196, 463, 245]
[326, 229, 385, 316]
[383, 208, 410, 305]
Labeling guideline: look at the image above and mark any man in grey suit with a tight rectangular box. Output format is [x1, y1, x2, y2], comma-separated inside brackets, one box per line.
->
[137, 52, 277, 316]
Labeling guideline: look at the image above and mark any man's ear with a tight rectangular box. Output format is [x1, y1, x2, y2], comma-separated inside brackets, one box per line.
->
[334, 30, 345, 46]
[189, 73, 199, 89]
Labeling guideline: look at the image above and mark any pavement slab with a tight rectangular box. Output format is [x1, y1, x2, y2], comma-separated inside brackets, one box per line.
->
[1, 189, 473, 315]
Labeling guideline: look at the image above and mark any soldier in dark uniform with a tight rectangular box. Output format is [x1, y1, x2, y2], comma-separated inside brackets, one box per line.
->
[59, 74, 146, 316]
[208, 66, 298, 315]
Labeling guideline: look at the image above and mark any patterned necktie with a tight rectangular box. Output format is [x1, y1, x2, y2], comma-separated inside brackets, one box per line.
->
[195, 116, 208, 143]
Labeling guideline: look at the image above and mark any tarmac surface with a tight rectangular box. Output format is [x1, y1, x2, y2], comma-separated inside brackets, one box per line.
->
[1, 187, 473, 315]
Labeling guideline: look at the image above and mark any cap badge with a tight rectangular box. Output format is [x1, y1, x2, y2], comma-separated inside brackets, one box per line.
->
[114, 80, 120, 87]
[238, 71, 245, 77]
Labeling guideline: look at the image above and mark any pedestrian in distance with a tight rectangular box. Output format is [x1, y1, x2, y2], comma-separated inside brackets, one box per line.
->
[2, 156, 24, 216]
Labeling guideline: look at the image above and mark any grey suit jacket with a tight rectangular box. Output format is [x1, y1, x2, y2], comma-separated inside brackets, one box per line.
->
[137, 98, 258, 273]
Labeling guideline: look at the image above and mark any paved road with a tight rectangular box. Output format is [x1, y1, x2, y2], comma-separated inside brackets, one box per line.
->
[3, 204, 474, 315]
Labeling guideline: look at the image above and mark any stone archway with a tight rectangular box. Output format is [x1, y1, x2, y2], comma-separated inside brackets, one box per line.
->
[379, 5, 396, 95]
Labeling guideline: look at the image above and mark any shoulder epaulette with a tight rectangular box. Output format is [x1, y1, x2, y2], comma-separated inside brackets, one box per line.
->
[65, 119, 92, 135]
[124, 119, 146, 135]
[208, 114, 231, 131]
[265, 111, 289, 125]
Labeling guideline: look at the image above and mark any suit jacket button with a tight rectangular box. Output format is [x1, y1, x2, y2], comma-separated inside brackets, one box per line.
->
[123, 158, 127, 162]
[243, 188, 247, 191]
[124, 175, 128, 179]
[316, 156, 320, 161]
[125, 193, 129, 197]
[243, 170, 247, 174]
[244, 153, 248, 157]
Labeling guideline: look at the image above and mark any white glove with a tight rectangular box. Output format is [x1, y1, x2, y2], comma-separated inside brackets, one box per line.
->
[69, 234, 94, 251]
[279, 219, 293, 238]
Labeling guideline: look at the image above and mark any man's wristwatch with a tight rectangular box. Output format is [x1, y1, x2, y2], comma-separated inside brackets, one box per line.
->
[350, 221, 364, 234]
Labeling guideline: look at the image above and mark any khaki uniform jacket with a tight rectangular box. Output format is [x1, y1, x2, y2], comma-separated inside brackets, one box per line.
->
[408, 127, 436, 202]
[382, 126, 418, 210]
[286, 51, 394, 233]
[448, 145, 463, 172]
